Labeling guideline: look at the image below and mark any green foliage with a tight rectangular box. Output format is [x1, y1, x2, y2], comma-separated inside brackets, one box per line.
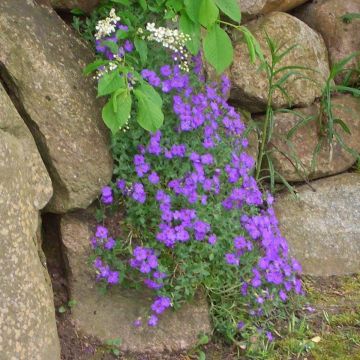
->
[318, 51, 360, 161]
[341, 12, 360, 24]
[203, 25, 233, 74]
[253, 35, 312, 192]
[104, 338, 122, 356]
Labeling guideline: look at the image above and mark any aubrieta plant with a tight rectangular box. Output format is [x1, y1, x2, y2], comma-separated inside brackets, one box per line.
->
[86, 8, 303, 355]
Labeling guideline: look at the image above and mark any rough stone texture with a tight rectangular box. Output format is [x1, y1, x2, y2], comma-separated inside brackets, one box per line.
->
[265, 95, 360, 181]
[294, 0, 360, 84]
[239, 0, 309, 19]
[50, 0, 100, 13]
[0, 0, 113, 213]
[230, 12, 331, 113]
[275, 173, 360, 276]
[0, 83, 60, 359]
[60, 211, 211, 353]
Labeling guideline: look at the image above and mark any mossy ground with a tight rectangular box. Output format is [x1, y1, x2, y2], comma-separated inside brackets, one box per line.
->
[194, 275, 360, 360]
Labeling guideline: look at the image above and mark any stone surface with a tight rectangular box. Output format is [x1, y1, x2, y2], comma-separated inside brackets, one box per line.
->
[0, 83, 60, 359]
[265, 95, 360, 181]
[239, 0, 309, 19]
[275, 173, 360, 276]
[294, 0, 360, 84]
[0, 0, 113, 213]
[230, 12, 331, 113]
[50, 0, 99, 13]
[60, 211, 211, 353]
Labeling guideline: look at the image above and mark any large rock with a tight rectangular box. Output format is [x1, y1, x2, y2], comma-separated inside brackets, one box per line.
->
[50, 0, 99, 13]
[239, 0, 309, 19]
[0, 0, 113, 213]
[231, 12, 331, 113]
[266, 95, 360, 181]
[60, 211, 211, 353]
[294, 0, 360, 84]
[0, 84, 60, 359]
[275, 173, 360, 276]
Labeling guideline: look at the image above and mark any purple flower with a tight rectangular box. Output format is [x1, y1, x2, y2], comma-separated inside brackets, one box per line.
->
[237, 321, 245, 329]
[148, 314, 158, 327]
[96, 225, 108, 239]
[133, 247, 148, 261]
[151, 296, 171, 314]
[148, 172, 160, 184]
[107, 271, 119, 284]
[133, 319, 142, 327]
[132, 183, 146, 203]
[225, 253, 239, 266]
[208, 234, 217, 245]
[117, 179, 126, 191]
[266, 331, 274, 342]
[104, 237, 116, 250]
[160, 65, 172, 77]
[124, 40, 133, 52]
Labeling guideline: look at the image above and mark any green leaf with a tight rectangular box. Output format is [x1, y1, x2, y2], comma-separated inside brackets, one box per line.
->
[198, 351, 206, 360]
[134, 88, 164, 131]
[98, 71, 125, 97]
[134, 37, 148, 65]
[102, 90, 132, 134]
[215, 0, 241, 23]
[116, 29, 129, 39]
[70, 8, 85, 15]
[138, 83, 163, 107]
[139, 0, 147, 10]
[83, 60, 109, 75]
[197, 334, 209, 345]
[110, 0, 130, 4]
[184, 0, 202, 23]
[199, 0, 219, 28]
[203, 25, 233, 74]
[179, 13, 201, 55]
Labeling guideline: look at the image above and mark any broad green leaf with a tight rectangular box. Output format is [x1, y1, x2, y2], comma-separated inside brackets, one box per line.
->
[184, 0, 202, 23]
[138, 82, 163, 107]
[179, 13, 201, 55]
[215, 0, 241, 23]
[203, 25, 233, 74]
[116, 29, 129, 39]
[134, 37, 148, 65]
[102, 90, 132, 134]
[199, 0, 219, 28]
[139, 0, 147, 10]
[83, 60, 109, 75]
[166, 0, 184, 11]
[134, 89, 164, 131]
[98, 71, 125, 97]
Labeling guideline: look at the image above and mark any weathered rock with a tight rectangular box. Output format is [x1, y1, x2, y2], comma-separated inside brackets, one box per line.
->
[230, 12, 330, 113]
[0, 84, 60, 359]
[265, 95, 360, 181]
[239, 0, 309, 19]
[50, 0, 99, 13]
[60, 211, 211, 353]
[0, 0, 113, 213]
[294, 0, 360, 84]
[275, 173, 360, 276]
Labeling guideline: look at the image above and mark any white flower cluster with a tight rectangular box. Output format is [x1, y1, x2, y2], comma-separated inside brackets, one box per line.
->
[95, 8, 120, 40]
[144, 23, 191, 71]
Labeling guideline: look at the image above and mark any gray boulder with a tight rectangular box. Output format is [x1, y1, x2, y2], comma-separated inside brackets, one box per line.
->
[275, 173, 360, 276]
[266, 95, 360, 181]
[231, 12, 330, 113]
[0, 84, 60, 359]
[294, 0, 360, 85]
[0, 0, 113, 213]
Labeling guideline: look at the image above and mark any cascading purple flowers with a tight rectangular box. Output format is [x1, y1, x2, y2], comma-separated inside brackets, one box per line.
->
[94, 57, 302, 330]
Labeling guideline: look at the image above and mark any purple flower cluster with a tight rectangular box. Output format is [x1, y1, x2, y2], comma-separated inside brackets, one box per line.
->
[92, 58, 302, 330]
[95, 23, 133, 60]
[93, 257, 119, 284]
